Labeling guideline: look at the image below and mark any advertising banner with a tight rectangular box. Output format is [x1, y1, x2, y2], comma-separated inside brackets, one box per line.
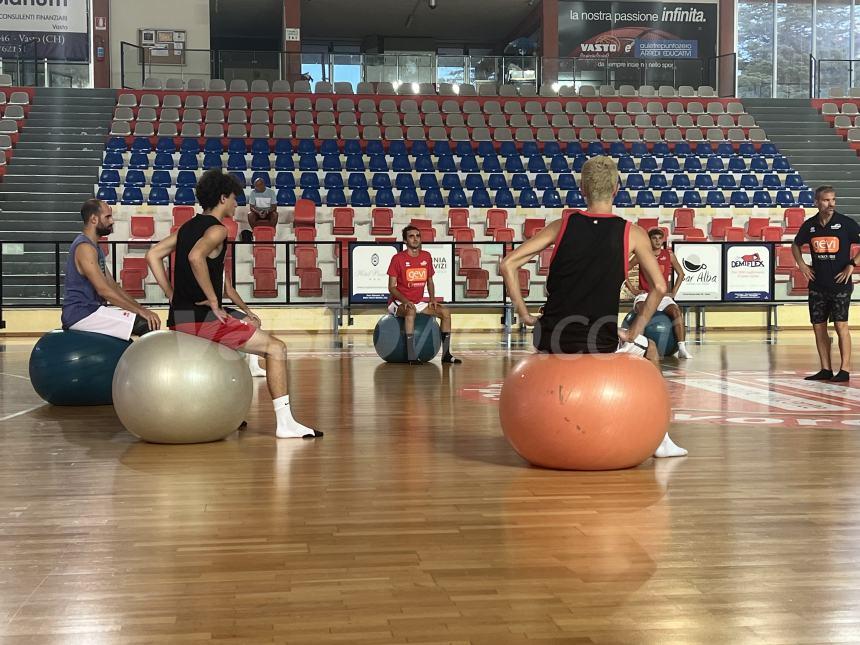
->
[673, 243, 722, 302]
[349, 243, 454, 304]
[725, 244, 772, 301]
[422, 244, 454, 303]
[0, 0, 89, 61]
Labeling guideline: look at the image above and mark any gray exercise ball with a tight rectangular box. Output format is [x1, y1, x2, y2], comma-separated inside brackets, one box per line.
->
[112, 330, 253, 444]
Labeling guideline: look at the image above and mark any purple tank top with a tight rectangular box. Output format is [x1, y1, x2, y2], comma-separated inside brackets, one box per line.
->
[61, 234, 107, 328]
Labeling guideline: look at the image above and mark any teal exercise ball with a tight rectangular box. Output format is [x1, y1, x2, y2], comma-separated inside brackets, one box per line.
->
[373, 314, 441, 363]
[29, 329, 132, 405]
[621, 311, 678, 357]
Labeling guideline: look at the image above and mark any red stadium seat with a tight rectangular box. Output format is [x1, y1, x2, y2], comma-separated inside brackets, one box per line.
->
[298, 268, 323, 297]
[523, 218, 546, 239]
[458, 247, 482, 275]
[709, 217, 734, 240]
[775, 246, 795, 274]
[371, 208, 393, 235]
[295, 226, 317, 242]
[332, 207, 355, 236]
[636, 217, 659, 231]
[682, 228, 707, 241]
[448, 208, 470, 232]
[128, 215, 155, 250]
[294, 198, 316, 227]
[120, 257, 148, 297]
[762, 226, 785, 241]
[746, 217, 770, 240]
[486, 208, 508, 234]
[465, 269, 490, 298]
[452, 227, 474, 254]
[724, 227, 745, 242]
[789, 269, 809, 295]
[172, 206, 195, 227]
[253, 267, 278, 297]
[410, 218, 436, 242]
[253, 245, 276, 267]
[294, 245, 318, 272]
[783, 207, 805, 234]
[253, 225, 276, 241]
[517, 268, 530, 298]
[672, 208, 695, 231]
[537, 246, 554, 275]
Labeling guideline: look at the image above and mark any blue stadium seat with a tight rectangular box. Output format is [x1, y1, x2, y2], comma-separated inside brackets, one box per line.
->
[477, 141, 495, 157]
[251, 139, 270, 155]
[322, 155, 342, 171]
[204, 139, 223, 155]
[728, 157, 746, 172]
[495, 188, 516, 208]
[499, 141, 518, 158]
[299, 154, 318, 171]
[460, 155, 480, 173]
[717, 174, 738, 189]
[274, 139, 293, 155]
[455, 141, 474, 156]
[639, 156, 658, 173]
[535, 174, 554, 191]
[125, 170, 145, 187]
[230, 172, 246, 188]
[424, 188, 444, 207]
[511, 173, 530, 191]
[302, 188, 322, 206]
[738, 142, 755, 157]
[131, 137, 152, 154]
[557, 173, 577, 190]
[550, 155, 569, 172]
[542, 189, 562, 208]
[683, 190, 702, 207]
[672, 174, 692, 189]
[565, 141, 584, 156]
[147, 187, 170, 205]
[465, 174, 485, 191]
[505, 156, 525, 173]
[174, 187, 196, 205]
[320, 140, 339, 156]
[572, 155, 587, 172]
[374, 188, 396, 206]
[156, 137, 175, 154]
[343, 154, 363, 171]
[180, 138, 200, 154]
[297, 139, 316, 154]
[565, 191, 586, 208]
[275, 154, 295, 171]
[178, 152, 199, 170]
[707, 190, 727, 207]
[251, 153, 271, 171]
[613, 190, 633, 207]
[418, 174, 439, 190]
[324, 172, 344, 189]
[488, 174, 508, 190]
[300, 172, 321, 189]
[714, 142, 733, 157]
[202, 152, 222, 169]
[275, 172, 296, 189]
[432, 141, 452, 156]
[121, 186, 144, 205]
[348, 172, 368, 189]
[343, 140, 361, 155]
[662, 157, 681, 173]
[396, 173, 416, 190]
[528, 156, 548, 173]
[519, 188, 539, 208]
[740, 174, 760, 189]
[772, 156, 791, 172]
[99, 169, 120, 186]
[176, 170, 197, 187]
[326, 188, 347, 206]
[706, 157, 725, 172]
[648, 174, 668, 190]
[412, 155, 433, 172]
[609, 141, 626, 157]
[630, 141, 648, 157]
[798, 190, 814, 206]
[659, 190, 680, 206]
[441, 173, 462, 190]
[472, 188, 492, 207]
[522, 141, 540, 158]
[482, 156, 502, 173]
[543, 141, 561, 157]
[695, 174, 714, 189]
[153, 152, 174, 170]
[730, 190, 751, 206]
[587, 141, 606, 156]
[651, 142, 670, 157]
[684, 157, 703, 172]
[636, 190, 656, 206]
[389, 141, 407, 157]
[128, 152, 149, 170]
[753, 190, 773, 206]
[617, 156, 635, 173]
[624, 173, 644, 190]
[750, 156, 769, 172]
[759, 142, 778, 156]
[227, 153, 247, 170]
[448, 188, 468, 208]
[224, 139, 243, 155]
[694, 142, 714, 156]
[785, 174, 806, 189]
[235, 191, 247, 206]
[277, 187, 296, 206]
[96, 186, 117, 203]
[435, 155, 455, 172]
[150, 170, 172, 187]
[251, 171, 271, 187]
[673, 142, 692, 157]
[762, 174, 781, 189]
[392, 155, 411, 172]
[776, 190, 795, 207]
[367, 155, 387, 172]
[106, 137, 127, 152]
[399, 188, 420, 207]
[350, 188, 371, 207]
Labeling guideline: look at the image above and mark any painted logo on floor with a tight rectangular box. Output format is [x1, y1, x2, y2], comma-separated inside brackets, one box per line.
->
[459, 369, 860, 428]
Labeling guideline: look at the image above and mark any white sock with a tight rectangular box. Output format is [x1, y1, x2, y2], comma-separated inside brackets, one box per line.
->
[677, 341, 693, 359]
[274, 395, 318, 438]
[654, 433, 688, 458]
[246, 352, 267, 376]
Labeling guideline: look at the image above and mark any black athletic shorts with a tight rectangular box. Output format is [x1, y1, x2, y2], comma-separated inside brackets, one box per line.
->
[809, 287, 852, 324]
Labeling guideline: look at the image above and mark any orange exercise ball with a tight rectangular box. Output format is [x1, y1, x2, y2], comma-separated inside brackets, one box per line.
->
[499, 353, 669, 470]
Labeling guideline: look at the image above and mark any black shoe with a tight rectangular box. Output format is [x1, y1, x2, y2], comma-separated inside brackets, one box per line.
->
[832, 370, 850, 383]
[804, 369, 834, 381]
[408, 359, 424, 365]
[442, 355, 462, 364]
[302, 429, 324, 438]
[238, 420, 248, 430]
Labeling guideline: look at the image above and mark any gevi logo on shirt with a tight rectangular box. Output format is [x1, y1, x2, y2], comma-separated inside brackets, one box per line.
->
[812, 237, 840, 253]
[405, 267, 428, 282]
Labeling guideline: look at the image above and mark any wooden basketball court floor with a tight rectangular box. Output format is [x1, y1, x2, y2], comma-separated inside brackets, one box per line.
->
[2, 330, 860, 644]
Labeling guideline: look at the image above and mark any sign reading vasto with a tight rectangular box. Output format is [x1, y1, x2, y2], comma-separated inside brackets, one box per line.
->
[349, 243, 454, 305]
[672, 243, 721, 301]
[725, 244, 772, 301]
[0, 0, 88, 61]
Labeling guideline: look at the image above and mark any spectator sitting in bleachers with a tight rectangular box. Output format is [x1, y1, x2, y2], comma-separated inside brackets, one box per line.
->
[241, 178, 278, 243]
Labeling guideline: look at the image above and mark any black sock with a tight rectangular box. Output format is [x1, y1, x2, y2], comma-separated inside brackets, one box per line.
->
[832, 370, 850, 382]
[406, 333, 417, 362]
[805, 369, 834, 381]
[441, 331, 452, 358]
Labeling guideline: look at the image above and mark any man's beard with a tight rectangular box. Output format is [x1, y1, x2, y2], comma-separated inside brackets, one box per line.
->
[96, 224, 113, 236]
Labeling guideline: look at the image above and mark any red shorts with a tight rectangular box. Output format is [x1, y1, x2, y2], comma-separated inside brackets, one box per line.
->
[170, 315, 256, 350]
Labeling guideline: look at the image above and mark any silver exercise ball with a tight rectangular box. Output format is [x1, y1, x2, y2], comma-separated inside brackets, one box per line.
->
[112, 331, 253, 444]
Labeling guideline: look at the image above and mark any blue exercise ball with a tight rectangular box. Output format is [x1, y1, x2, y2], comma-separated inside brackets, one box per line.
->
[373, 313, 441, 363]
[621, 311, 678, 357]
[29, 329, 131, 405]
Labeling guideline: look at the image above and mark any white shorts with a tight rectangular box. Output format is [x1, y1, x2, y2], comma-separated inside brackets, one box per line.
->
[633, 293, 678, 312]
[69, 306, 136, 341]
[387, 301, 429, 315]
[616, 334, 649, 357]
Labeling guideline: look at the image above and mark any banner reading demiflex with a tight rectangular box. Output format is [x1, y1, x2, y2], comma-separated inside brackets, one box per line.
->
[558, 1, 717, 86]
[0, 0, 89, 61]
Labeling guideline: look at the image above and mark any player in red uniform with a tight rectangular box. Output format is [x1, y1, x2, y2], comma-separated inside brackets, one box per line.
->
[625, 228, 692, 359]
[387, 225, 461, 365]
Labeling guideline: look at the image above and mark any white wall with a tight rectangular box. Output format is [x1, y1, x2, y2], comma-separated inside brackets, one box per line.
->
[109, 0, 210, 88]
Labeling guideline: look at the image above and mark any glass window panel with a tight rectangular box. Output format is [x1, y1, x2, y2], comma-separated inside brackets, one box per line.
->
[777, 0, 813, 98]
[738, 0, 775, 97]
[817, 0, 852, 93]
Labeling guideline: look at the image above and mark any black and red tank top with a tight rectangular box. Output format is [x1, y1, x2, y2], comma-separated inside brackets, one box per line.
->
[639, 248, 671, 293]
[167, 214, 226, 326]
[535, 210, 631, 354]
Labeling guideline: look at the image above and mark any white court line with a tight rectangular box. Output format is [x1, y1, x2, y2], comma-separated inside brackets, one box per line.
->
[0, 372, 30, 381]
[0, 403, 47, 422]
[670, 378, 849, 412]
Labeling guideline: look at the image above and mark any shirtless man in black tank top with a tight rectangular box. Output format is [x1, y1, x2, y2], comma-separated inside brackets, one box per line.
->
[500, 156, 686, 458]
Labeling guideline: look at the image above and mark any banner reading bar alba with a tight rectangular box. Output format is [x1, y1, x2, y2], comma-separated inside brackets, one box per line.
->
[0, 0, 89, 61]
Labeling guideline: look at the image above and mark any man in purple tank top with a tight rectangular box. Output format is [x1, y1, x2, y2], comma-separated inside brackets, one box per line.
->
[61, 199, 161, 340]
[500, 156, 686, 458]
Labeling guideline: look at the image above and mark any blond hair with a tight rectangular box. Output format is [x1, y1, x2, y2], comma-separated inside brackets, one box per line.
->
[580, 156, 618, 204]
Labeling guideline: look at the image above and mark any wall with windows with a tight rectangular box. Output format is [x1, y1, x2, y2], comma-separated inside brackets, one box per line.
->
[738, 0, 860, 97]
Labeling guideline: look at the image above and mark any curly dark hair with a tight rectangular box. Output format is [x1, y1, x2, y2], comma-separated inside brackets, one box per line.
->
[195, 169, 244, 211]
[401, 224, 420, 241]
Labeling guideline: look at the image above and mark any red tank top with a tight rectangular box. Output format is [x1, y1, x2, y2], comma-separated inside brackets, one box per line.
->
[639, 248, 672, 292]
